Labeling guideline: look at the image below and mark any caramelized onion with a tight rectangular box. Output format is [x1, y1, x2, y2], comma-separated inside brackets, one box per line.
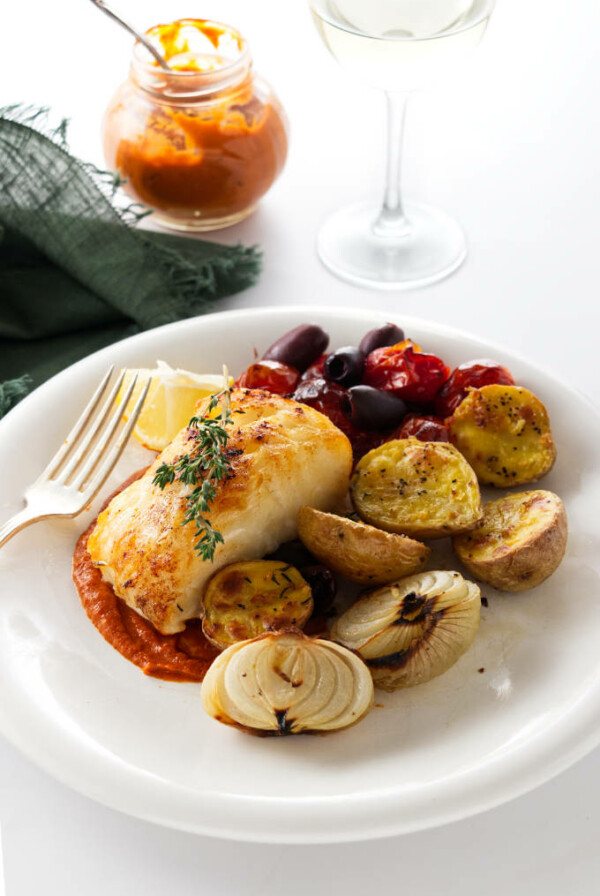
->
[201, 629, 374, 735]
[330, 571, 481, 691]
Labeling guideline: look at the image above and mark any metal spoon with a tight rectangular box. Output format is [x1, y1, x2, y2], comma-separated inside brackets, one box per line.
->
[88, 0, 172, 71]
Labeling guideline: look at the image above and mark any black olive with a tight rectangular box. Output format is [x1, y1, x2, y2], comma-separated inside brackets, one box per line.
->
[300, 565, 336, 615]
[323, 346, 365, 387]
[265, 540, 314, 569]
[342, 385, 407, 430]
[263, 324, 329, 373]
[359, 323, 405, 356]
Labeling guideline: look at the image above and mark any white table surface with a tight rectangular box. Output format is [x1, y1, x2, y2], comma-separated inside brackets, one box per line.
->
[2, 0, 600, 892]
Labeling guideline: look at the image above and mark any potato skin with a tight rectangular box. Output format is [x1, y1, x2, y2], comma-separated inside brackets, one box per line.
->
[297, 506, 430, 586]
[350, 439, 482, 539]
[453, 490, 567, 592]
[202, 561, 313, 650]
[448, 385, 556, 487]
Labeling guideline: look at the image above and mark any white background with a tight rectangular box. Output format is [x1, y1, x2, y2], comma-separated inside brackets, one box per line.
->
[1, 0, 600, 892]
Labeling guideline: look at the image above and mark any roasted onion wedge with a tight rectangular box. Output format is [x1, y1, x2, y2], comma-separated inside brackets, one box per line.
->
[201, 629, 374, 735]
[330, 571, 481, 691]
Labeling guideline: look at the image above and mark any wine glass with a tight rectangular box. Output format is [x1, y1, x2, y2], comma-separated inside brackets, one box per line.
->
[309, 0, 496, 289]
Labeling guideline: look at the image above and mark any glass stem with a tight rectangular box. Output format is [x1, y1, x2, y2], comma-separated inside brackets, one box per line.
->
[372, 91, 410, 238]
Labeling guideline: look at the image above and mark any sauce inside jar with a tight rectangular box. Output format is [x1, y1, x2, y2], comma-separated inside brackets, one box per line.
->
[103, 19, 288, 230]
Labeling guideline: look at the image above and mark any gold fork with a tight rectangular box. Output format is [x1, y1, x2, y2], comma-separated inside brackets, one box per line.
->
[0, 367, 151, 549]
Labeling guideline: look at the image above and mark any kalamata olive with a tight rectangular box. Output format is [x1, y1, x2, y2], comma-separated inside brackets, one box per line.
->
[323, 346, 365, 387]
[342, 385, 407, 431]
[262, 324, 330, 373]
[294, 377, 384, 461]
[265, 540, 315, 569]
[358, 322, 405, 356]
[300, 564, 337, 615]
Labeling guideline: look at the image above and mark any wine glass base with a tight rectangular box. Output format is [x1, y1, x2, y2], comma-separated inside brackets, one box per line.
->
[317, 200, 467, 290]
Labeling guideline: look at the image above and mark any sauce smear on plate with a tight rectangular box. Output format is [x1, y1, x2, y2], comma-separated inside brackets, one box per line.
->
[72, 469, 219, 682]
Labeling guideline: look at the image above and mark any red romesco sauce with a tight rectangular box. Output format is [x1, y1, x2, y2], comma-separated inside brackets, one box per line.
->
[106, 21, 288, 221]
[113, 100, 287, 220]
[72, 469, 219, 682]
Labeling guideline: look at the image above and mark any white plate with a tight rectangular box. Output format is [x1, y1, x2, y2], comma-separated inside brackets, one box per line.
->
[1, 306, 599, 844]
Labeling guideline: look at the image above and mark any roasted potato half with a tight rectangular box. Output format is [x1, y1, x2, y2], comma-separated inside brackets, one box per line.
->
[453, 490, 567, 592]
[297, 506, 429, 586]
[202, 561, 313, 650]
[350, 439, 482, 539]
[448, 384, 556, 487]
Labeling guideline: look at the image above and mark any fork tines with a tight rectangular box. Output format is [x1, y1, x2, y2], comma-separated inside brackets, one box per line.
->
[38, 367, 151, 498]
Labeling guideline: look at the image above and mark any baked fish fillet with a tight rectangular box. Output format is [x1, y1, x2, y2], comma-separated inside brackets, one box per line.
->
[87, 389, 352, 634]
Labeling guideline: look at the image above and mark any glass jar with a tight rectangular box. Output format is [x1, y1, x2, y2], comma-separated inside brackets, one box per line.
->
[102, 19, 289, 231]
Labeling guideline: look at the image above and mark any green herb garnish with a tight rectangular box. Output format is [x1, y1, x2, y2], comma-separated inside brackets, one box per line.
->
[152, 379, 233, 562]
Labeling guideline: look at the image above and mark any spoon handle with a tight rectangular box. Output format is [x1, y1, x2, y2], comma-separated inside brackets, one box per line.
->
[89, 0, 171, 72]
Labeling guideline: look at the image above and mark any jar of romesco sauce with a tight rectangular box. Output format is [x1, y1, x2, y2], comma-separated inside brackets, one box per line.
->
[102, 19, 289, 231]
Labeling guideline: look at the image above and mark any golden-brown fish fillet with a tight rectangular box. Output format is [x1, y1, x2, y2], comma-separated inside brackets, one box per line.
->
[87, 389, 352, 634]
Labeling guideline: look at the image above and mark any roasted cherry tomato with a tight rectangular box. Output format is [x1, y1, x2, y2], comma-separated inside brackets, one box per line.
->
[349, 429, 386, 462]
[394, 414, 450, 443]
[433, 359, 515, 418]
[294, 377, 348, 427]
[298, 353, 327, 383]
[363, 342, 449, 403]
[236, 360, 300, 395]
[293, 377, 383, 461]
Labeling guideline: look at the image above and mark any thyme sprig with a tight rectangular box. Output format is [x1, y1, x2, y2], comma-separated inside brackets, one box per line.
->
[152, 376, 233, 562]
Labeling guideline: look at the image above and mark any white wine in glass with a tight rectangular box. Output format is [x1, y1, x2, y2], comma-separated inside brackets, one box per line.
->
[310, 0, 495, 289]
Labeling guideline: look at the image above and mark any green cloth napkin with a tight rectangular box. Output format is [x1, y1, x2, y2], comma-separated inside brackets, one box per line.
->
[0, 106, 261, 418]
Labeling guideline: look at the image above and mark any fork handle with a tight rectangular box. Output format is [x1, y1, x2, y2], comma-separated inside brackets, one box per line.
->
[0, 509, 47, 549]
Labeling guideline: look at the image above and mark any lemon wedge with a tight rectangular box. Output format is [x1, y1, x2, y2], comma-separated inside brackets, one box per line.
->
[118, 361, 230, 451]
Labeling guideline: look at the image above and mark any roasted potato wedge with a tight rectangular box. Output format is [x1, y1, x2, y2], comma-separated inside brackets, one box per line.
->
[453, 490, 567, 591]
[202, 561, 313, 650]
[350, 439, 482, 539]
[448, 384, 556, 487]
[297, 506, 429, 586]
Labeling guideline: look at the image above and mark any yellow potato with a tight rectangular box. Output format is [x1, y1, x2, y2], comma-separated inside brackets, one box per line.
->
[453, 490, 567, 592]
[448, 384, 556, 487]
[297, 506, 429, 586]
[202, 561, 313, 650]
[350, 439, 482, 540]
